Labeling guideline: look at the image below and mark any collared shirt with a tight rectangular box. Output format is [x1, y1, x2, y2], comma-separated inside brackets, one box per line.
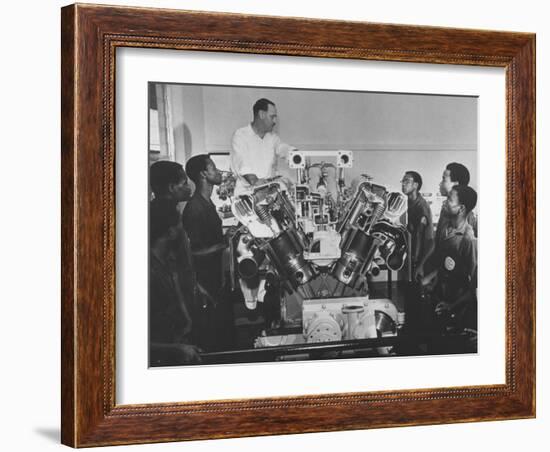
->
[433, 221, 477, 304]
[406, 194, 434, 267]
[230, 124, 287, 193]
[436, 207, 478, 241]
[181, 192, 224, 298]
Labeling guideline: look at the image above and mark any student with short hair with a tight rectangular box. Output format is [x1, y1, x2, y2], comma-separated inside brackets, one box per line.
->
[150, 160, 192, 203]
[439, 162, 471, 196]
[149, 199, 201, 365]
[437, 162, 477, 238]
[431, 185, 478, 332]
[401, 170, 434, 280]
[182, 154, 225, 298]
[182, 154, 234, 351]
[149, 160, 196, 324]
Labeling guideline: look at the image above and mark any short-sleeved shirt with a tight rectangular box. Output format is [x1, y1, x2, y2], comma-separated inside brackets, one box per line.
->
[231, 124, 287, 193]
[181, 193, 224, 298]
[433, 222, 477, 304]
[406, 194, 434, 267]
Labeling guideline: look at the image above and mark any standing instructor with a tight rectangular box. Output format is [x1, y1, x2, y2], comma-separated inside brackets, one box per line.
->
[231, 98, 292, 194]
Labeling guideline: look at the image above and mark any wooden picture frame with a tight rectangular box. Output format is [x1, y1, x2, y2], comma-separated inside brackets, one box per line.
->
[61, 3, 535, 447]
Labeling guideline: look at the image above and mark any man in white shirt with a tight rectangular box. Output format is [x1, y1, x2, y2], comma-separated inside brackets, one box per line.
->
[231, 98, 292, 194]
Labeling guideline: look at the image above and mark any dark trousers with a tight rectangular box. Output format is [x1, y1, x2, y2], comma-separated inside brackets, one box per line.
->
[192, 286, 236, 352]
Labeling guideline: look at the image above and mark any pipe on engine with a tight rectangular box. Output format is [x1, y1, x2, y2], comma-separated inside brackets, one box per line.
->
[237, 249, 266, 279]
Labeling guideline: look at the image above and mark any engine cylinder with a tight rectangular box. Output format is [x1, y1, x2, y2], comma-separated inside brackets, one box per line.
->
[265, 229, 316, 288]
[333, 229, 379, 287]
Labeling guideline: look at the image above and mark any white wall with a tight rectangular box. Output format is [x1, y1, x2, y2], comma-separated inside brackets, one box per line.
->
[164, 84, 478, 193]
[201, 86, 477, 152]
[2, 1, 546, 452]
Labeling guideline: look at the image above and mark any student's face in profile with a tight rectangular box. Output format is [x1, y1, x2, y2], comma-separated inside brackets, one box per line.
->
[401, 174, 416, 195]
[439, 169, 454, 196]
[204, 159, 222, 186]
[443, 189, 464, 217]
[170, 171, 192, 202]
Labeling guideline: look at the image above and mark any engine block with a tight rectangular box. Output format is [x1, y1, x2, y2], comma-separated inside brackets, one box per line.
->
[229, 150, 410, 350]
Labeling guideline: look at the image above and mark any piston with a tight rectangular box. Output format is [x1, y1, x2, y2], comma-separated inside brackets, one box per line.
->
[333, 228, 380, 287]
[264, 229, 316, 288]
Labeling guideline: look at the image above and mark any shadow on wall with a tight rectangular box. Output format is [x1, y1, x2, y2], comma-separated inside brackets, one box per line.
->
[34, 427, 60, 443]
[182, 123, 193, 156]
[172, 123, 194, 161]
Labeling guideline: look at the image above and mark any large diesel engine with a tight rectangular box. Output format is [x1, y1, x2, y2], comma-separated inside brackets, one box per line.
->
[229, 150, 409, 354]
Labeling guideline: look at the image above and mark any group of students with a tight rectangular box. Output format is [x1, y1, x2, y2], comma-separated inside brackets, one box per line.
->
[149, 154, 228, 366]
[149, 153, 479, 365]
[401, 162, 478, 335]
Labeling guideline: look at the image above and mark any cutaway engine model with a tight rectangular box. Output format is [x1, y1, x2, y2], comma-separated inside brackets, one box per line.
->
[229, 150, 410, 358]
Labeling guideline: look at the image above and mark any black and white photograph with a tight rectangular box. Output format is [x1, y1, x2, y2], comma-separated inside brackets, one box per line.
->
[148, 83, 479, 367]
[3, 0, 543, 450]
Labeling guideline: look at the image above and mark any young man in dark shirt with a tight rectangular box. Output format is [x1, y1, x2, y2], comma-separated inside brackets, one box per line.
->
[401, 171, 434, 280]
[429, 185, 478, 332]
[149, 199, 201, 366]
[150, 161, 196, 322]
[182, 155, 225, 297]
[182, 154, 233, 351]
[436, 162, 477, 239]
